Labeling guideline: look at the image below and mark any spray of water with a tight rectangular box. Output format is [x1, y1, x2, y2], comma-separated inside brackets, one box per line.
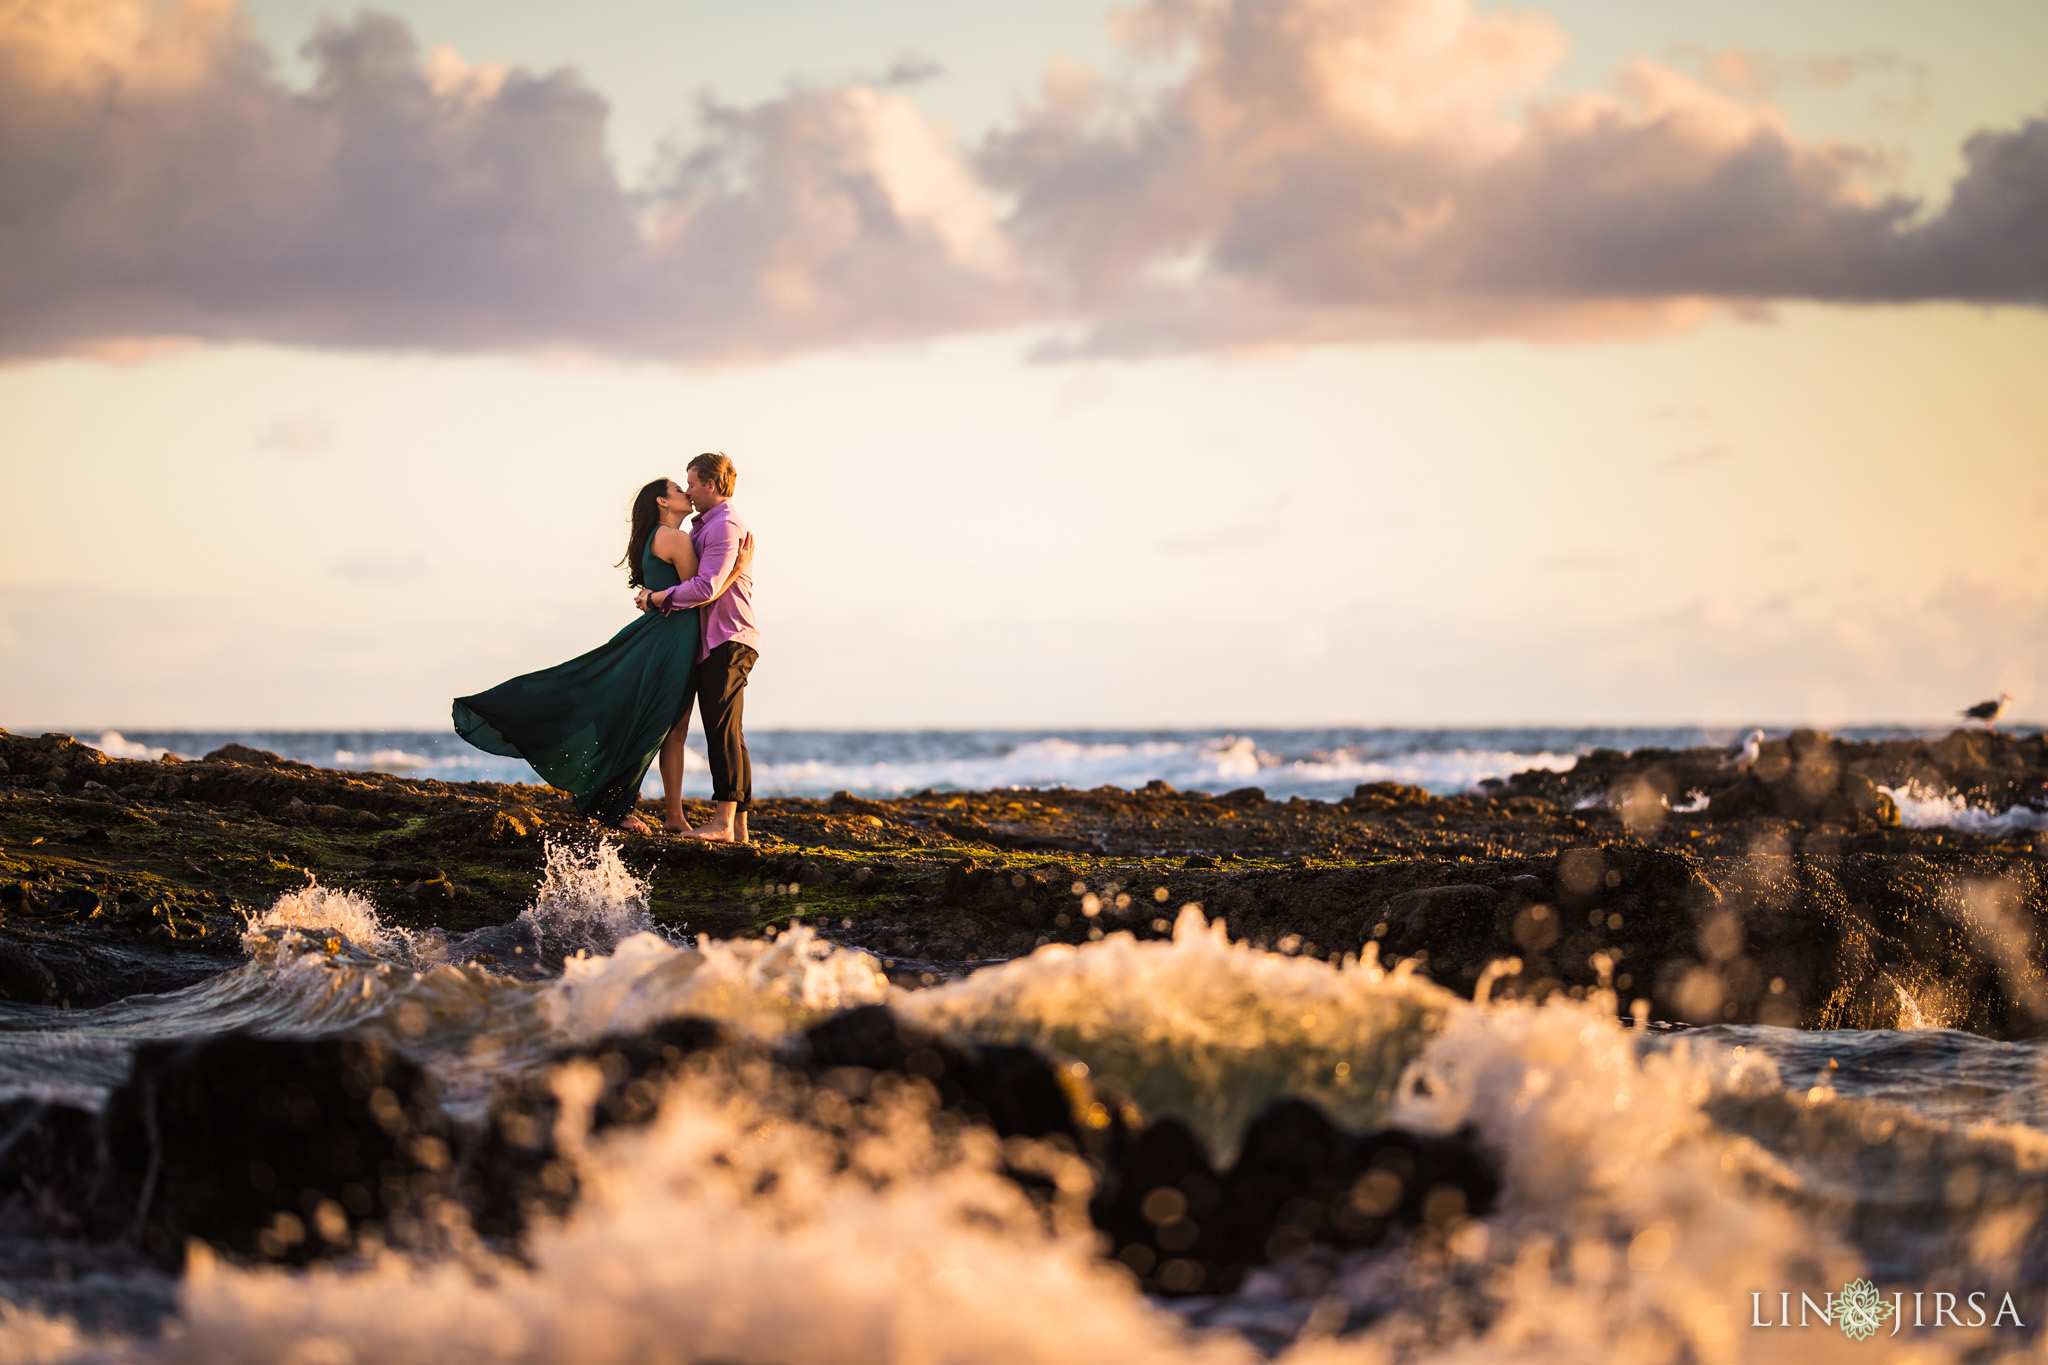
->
[517, 838, 654, 958]
[1884, 783, 2048, 838]
[10, 847, 2048, 1363]
[542, 922, 891, 1045]
[902, 905, 1451, 1161]
[241, 881, 422, 963]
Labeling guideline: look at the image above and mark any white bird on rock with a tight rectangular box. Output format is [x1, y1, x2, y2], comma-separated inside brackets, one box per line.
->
[1961, 693, 2013, 733]
[1721, 729, 1765, 770]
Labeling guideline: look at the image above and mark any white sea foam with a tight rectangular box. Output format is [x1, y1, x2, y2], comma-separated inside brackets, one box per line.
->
[708, 738, 1584, 802]
[82, 730, 176, 761]
[18, 939, 2035, 1365]
[15, 904, 2048, 1365]
[903, 906, 1450, 1160]
[1883, 782, 2048, 838]
[541, 923, 890, 1045]
[241, 881, 419, 961]
[11, 829, 2047, 1362]
[331, 747, 432, 771]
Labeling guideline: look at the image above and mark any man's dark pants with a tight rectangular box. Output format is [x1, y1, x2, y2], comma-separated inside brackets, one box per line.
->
[693, 642, 756, 808]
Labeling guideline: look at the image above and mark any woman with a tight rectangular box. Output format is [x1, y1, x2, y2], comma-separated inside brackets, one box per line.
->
[453, 477, 751, 834]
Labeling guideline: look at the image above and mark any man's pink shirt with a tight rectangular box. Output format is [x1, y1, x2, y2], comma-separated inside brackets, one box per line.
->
[655, 500, 759, 663]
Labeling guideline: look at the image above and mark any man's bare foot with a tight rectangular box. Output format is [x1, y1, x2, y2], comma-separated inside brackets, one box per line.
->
[690, 800, 742, 841]
[616, 815, 653, 835]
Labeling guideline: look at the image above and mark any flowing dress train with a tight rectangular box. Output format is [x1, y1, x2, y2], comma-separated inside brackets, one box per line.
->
[452, 543, 697, 825]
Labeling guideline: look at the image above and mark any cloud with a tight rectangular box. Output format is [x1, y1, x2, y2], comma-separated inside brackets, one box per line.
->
[0, 0, 1025, 360]
[1, 0, 2044, 363]
[988, 0, 2048, 352]
[1676, 46, 1929, 103]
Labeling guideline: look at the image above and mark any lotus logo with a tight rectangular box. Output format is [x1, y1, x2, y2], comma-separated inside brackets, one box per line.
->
[1832, 1280, 1893, 1341]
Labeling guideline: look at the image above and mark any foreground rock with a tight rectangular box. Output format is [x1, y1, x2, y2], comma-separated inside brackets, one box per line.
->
[1, 727, 2045, 1034]
[0, 1014, 1500, 1303]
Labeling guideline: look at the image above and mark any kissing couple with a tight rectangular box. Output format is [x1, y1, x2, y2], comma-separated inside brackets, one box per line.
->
[453, 451, 760, 842]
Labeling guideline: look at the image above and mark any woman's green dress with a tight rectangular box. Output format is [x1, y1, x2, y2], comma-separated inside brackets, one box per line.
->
[452, 542, 697, 825]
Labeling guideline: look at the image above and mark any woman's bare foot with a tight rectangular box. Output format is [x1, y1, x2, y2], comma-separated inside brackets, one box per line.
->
[615, 815, 653, 835]
[662, 815, 691, 833]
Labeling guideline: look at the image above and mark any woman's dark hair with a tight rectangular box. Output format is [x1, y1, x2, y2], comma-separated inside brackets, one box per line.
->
[618, 478, 671, 588]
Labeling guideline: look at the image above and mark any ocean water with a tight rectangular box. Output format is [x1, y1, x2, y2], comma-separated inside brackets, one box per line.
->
[72, 725, 1985, 802]
[2, 844, 2044, 1362]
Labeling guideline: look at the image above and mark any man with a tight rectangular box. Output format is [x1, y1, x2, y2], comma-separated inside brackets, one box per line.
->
[636, 451, 758, 842]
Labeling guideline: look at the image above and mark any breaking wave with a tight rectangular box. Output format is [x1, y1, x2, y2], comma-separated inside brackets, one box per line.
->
[1884, 782, 2048, 838]
[5, 838, 2047, 1362]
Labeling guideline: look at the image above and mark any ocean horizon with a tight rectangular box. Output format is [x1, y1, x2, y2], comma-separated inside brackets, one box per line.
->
[43, 723, 2038, 803]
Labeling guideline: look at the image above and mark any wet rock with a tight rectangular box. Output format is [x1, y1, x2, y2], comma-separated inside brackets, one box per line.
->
[827, 790, 893, 818]
[201, 744, 314, 771]
[85, 1033, 452, 1266]
[50, 888, 100, 916]
[1346, 782, 1434, 810]
[397, 877, 454, 910]
[800, 1005, 1075, 1142]
[482, 809, 530, 842]
[1094, 1098, 1499, 1296]
[1377, 885, 1502, 978]
[0, 939, 59, 1004]
[467, 1016, 729, 1239]
[1710, 751, 1900, 831]
[0, 933, 224, 1006]
[942, 858, 985, 907]
[365, 861, 444, 882]
[0, 1099, 100, 1228]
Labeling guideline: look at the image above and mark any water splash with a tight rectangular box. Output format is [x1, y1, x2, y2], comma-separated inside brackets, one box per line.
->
[16, 1058, 1247, 1365]
[903, 905, 1451, 1160]
[517, 838, 653, 958]
[83, 730, 174, 761]
[541, 922, 890, 1045]
[330, 747, 432, 771]
[241, 880, 423, 963]
[1883, 782, 2048, 838]
[1894, 983, 1930, 1029]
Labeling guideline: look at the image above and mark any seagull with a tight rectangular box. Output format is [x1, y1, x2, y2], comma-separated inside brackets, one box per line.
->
[1720, 728, 1765, 769]
[1960, 693, 2013, 733]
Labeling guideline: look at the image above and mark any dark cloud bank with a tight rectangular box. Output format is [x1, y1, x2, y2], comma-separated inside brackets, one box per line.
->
[2, 0, 2043, 363]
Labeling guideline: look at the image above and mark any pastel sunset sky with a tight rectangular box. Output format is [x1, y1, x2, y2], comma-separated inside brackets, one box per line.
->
[2, 0, 2044, 729]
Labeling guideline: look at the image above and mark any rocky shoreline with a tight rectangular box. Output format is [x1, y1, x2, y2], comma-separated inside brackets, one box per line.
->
[2, 726, 2045, 1036]
[4, 724, 2047, 1341]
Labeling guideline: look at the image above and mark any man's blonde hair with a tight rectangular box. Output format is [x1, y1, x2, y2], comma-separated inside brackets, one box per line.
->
[688, 451, 737, 497]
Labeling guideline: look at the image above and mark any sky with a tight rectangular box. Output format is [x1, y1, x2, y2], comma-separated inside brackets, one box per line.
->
[1, 0, 2045, 730]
